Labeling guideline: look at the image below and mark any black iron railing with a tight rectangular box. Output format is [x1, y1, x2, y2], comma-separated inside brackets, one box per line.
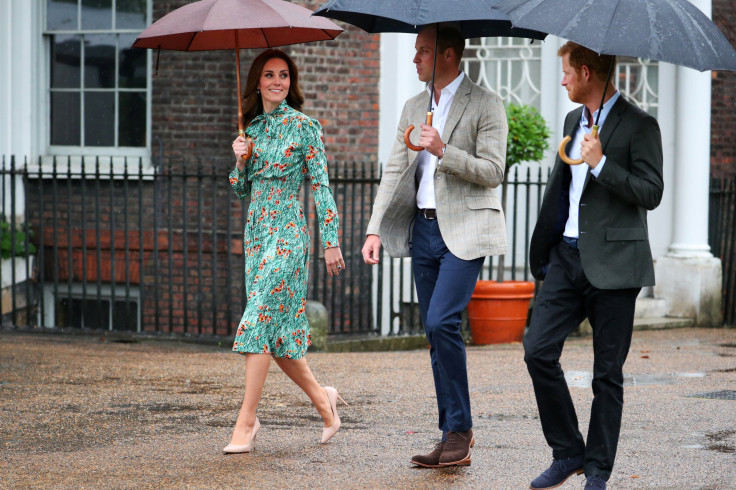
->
[709, 176, 736, 326]
[2, 154, 553, 336]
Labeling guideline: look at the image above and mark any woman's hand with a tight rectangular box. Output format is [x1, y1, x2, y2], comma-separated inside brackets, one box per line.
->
[325, 247, 346, 277]
[232, 135, 250, 171]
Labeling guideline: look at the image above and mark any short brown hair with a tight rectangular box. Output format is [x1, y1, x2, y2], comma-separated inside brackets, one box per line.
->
[242, 49, 305, 129]
[558, 41, 616, 83]
[436, 24, 465, 62]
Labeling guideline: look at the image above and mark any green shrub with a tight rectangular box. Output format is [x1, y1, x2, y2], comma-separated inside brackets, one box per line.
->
[506, 103, 551, 169]
[1, 216, 36, 259]
[496, 103, 551, 282]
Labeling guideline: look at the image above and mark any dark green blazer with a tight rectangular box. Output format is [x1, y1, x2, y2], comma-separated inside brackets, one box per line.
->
[529, 95, 664, 290]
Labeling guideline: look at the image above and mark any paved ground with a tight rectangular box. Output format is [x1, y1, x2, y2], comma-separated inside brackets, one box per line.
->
[1, 327, 735, 489]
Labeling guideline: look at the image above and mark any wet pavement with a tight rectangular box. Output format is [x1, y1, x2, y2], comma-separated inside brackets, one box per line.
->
[1, 327, 735, 489]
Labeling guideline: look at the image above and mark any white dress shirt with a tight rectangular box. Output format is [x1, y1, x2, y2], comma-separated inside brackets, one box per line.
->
[416, 71, 465, 210]
[563, 91, 620, 239]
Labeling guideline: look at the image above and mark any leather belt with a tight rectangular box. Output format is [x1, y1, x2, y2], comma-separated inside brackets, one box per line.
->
[419, 208, 437, 220]
[562, 236, 579, 249]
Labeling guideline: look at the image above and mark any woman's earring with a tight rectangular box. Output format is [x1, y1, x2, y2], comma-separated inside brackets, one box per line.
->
[257, 89, 260, 94]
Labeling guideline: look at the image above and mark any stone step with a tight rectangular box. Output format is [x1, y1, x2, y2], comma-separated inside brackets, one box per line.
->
[635, 297, 667, 319]
[633, 316, 695, 331]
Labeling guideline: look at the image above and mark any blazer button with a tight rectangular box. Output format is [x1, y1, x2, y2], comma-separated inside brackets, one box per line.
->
[436, 175, 443, 180]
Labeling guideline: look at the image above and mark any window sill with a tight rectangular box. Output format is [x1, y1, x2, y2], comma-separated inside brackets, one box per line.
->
[27, 154, 157, 180]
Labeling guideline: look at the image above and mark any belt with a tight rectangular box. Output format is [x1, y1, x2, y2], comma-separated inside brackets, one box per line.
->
[562, 236, 579, 249]
[419, 208, 437, 220]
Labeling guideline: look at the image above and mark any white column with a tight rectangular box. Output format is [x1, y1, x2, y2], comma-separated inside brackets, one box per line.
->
[375, 33, 423, 335]
[378, 33, 423, 166]
[668, 64, 713, 258]
[1, 0, 39, 220]
[654, 0, 722, 327]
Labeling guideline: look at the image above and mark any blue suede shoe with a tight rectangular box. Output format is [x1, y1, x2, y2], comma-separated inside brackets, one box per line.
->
[529, 455, 584, 489]
[584, 475, 607, 489]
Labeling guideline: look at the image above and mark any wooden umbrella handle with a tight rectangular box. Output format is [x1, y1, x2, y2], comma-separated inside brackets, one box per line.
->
[234, 39, 252, 163]
[559, 125, 599, 165]
[239, 130, 253, 162]
[404, 112, 433, 151]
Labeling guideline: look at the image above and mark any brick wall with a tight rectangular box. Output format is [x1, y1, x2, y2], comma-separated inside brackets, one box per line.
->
[150, 0, 380, 167]
[141, 0, 381, 335]
[711, 0, 736, 178]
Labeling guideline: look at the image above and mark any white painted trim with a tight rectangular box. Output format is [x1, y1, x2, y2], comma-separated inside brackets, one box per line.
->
[42, 282, 142, 331]
[378, 32, 423, 166]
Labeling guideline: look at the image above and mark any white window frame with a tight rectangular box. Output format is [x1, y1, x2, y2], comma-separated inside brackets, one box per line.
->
[42, 283, 142, 332]
[38, 0, 154, 178]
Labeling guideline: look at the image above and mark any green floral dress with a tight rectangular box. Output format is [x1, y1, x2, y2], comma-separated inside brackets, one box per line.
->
[229, 101, 339, 359]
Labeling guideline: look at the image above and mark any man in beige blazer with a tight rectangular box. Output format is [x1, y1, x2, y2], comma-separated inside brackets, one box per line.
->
[361, 24, 508, 468]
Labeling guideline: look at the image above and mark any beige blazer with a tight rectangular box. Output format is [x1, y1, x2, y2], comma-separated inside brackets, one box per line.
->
[366, 76, 508, 260]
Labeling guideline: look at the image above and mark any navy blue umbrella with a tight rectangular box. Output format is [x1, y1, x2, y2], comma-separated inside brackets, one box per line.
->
[496, 0, 736, 72]
[313, 0, 546, 39]
[495, 0, 736, 164]
[314, 0, 546, 150]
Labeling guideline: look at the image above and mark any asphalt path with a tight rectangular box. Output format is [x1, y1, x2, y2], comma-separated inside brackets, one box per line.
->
[1, 328, 735, 489]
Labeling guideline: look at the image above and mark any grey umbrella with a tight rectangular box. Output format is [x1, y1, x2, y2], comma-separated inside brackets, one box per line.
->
[495, 0, 736, 163]
[314, 0, 546, 150]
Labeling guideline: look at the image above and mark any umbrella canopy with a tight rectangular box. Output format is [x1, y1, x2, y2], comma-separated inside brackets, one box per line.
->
[132, 0, 343, 160]
[495, 0, 736, 72]
[313, 0, 546, 40]
[313, 0, 546, 150]
[496, 0, 736, 164]
[133, 0, 343, 50]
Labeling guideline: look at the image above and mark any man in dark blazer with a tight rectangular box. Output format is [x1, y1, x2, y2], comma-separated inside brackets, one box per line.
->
[525, 42, 663, 490]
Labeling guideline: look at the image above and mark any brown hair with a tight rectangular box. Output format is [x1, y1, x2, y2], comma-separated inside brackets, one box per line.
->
[242, 49, 305, 129]
[558, 41, 616, 83]
[436, 23, 465, 62]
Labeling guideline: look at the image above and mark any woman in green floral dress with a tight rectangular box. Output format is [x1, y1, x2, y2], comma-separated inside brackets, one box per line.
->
[223, 50, 347, 454]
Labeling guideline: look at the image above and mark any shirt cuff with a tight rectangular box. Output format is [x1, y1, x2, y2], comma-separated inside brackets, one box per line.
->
[591, 155, 606, 177]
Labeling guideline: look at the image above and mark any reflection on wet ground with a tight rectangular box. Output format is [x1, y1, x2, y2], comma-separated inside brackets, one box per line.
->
[564, 370, 706, 388]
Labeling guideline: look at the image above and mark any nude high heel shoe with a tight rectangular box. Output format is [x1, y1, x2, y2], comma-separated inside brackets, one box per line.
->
[223, 418, 261, 454]
[321, 386, 348, 444]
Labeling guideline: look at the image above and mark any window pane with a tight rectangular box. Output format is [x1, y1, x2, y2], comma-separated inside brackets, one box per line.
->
[118, 34, 146, 88]
[84, 92, 115, 146]
[119, 92, 146, 147]
[113, 300, 138, 331]
[51, 35, 82, 89]
[116, 0, 147, 29]
[51, 91, 81, 145]
[81, 0, 112, 30]
[85, 34, 116, 89]
[47, 0, 78, 31]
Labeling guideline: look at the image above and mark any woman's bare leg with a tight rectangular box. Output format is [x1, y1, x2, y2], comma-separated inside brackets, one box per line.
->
[229, 353, 271, 445]
[273, 357, 333, 427]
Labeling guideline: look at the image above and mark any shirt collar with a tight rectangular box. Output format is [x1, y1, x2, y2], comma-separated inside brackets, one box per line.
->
[253, 100, 290, 123]
[426, 71, 465, 101]
[580, 91, 620, 129]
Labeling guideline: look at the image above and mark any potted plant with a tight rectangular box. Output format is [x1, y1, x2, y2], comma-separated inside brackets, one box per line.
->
[467, 103, 550, 345]
[1, 216, 37, 320]
[1, 216, 36, 287]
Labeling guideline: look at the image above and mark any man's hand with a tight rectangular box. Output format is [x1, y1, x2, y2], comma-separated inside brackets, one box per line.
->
[581, 132, 603, 168]
[361, 235, 382, 265]
[418, 123, 445, 158]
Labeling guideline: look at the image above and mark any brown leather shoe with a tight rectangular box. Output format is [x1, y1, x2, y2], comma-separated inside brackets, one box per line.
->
[410, 442, 445, 468]
[438, 429, 473, 466]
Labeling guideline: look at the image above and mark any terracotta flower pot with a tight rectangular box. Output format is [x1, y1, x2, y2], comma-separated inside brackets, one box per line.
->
[467, 280, 535, 345]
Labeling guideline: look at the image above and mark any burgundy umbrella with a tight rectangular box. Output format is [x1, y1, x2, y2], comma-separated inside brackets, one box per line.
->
[133, 0, 343, 159]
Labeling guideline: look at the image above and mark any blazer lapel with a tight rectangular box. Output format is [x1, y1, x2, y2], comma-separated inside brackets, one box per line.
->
[441, 76, 472, 143]
[583, 96, 627, 189]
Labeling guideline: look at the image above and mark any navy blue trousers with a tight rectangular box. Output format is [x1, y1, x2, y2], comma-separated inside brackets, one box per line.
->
[411, 212, 484, 434]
